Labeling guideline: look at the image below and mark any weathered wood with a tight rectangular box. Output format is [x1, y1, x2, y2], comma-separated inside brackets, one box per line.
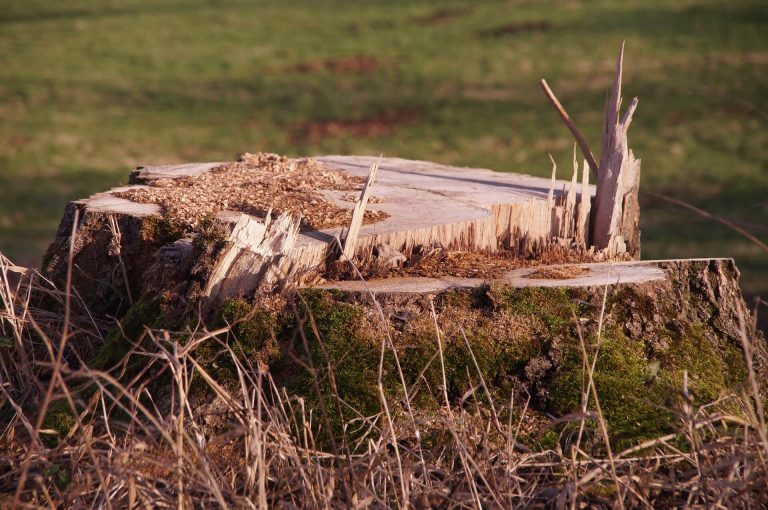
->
[129, 162, 224, 184]
[576, 159, 591, 248]
[316, 259, 668, 294]
[593, 44, 641, 257]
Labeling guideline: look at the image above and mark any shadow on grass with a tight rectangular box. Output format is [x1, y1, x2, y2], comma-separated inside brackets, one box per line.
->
[0, 168, 118, 265]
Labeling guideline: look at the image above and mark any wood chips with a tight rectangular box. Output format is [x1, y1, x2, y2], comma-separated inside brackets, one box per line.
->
[115, 152, 389, 231]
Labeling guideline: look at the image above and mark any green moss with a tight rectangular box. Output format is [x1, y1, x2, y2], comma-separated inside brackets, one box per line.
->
[664, 324, 747, 402]
[549, 328, 672, 448]
[547, 321, 749, 449]
[198, 286, 751, 453]
[399, 295, 546, 405]
[217, 298, 278, 352]
[491, 286, 577, 334]
[538, 429, 560, 450]
[275, 287, 579, 440]
[275, 290, 382, 441]
[193, 298, 281, 388]
[41, 400, 76, 448]
[90, 294, 164, 371]
[140, 215, 184, 245]
[297, 291, 379, 409]
[43, 462, 72, 490]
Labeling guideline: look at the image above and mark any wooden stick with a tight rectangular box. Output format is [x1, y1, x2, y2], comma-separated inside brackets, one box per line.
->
[342, 157, 380, 259]
[540, 78, 599, 176]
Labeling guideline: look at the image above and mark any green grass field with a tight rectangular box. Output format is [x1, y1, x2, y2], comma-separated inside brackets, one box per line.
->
[1, 0, 766, 296]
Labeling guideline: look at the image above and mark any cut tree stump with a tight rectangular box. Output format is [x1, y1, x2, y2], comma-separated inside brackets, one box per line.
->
[26, 45, 766, 453]
[42, 154, 604, 312]
[40, 45, 653, 310]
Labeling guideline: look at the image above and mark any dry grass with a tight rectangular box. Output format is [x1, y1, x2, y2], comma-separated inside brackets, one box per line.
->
[1, 246, 767, 508]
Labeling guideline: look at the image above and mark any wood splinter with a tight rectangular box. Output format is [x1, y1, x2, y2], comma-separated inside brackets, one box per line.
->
[541, 42, 641, 259]
[540, 78, 599, 176]
[593, 42, 641, 258]
[342, 157, 380, 259]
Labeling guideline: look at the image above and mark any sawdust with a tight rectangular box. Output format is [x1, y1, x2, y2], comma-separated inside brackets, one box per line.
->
[524, 266, 590, 280]
[115, 152, 389, 232]
[324, 244, 600, 282]
[327, 248, 527, 281]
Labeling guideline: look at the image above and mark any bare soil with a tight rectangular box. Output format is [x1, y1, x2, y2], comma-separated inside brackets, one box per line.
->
[114, 152, 389, 231]
[476, 20, 552, 39]
[286, 55, 383, 74]
[411, 7, 474, 26]
[292, 109, 424, 143]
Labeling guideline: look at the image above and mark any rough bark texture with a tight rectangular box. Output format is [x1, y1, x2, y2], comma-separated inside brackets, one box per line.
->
[254, 258, 763, 445]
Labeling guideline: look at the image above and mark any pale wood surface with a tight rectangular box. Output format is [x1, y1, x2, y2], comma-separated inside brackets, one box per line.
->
[82, 154, 596, 274]
[65, 155, 603, 302]
[205, 212, 300, 302]
[129, 162, 224, 183]
[314, 259, 672, 294]
[75, 186, 161, 217]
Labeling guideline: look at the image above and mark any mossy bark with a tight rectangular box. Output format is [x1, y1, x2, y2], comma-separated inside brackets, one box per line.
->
[43, 208, 764, 449]
[241, 259, 764, 448]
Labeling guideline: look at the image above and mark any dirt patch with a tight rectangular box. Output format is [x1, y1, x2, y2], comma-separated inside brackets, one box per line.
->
[524, 266, 590, 280]
[411, 6, 473, 26]
[476, 20, 551, 38]
[114, 152, 389, 232]
[292, 109, 424, 143]
[286, 55, 384, 74]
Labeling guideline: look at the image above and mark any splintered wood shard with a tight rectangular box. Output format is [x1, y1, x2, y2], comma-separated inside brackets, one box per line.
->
[560, 147, 579, 239]
[540, 78, 599, 176]
[577, 159, 591, 247]
[204, 211, 300, 301]
[593, 43, 641, 258]
[343, 158, 379, 259]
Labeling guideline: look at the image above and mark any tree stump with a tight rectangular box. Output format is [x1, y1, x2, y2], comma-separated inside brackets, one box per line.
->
[33, 46, 765, 446]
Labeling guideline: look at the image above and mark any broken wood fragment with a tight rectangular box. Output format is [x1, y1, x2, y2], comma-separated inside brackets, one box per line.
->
[540, 78, 599, 176]
[205, 211, 300, 303]
[342, 158, 380, 259]
[576, 159, 591, 248]
[593, 43, 641, 258]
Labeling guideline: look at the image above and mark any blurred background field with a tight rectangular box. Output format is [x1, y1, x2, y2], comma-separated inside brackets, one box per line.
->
[0, 0, 766, 299]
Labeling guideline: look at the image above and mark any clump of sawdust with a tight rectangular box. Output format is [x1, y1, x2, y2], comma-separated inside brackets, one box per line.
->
[115, 152, 389, 231]
[402, 248, 524, 278]
[327, 247, 527, 281]
[524, 266, 589, 280]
